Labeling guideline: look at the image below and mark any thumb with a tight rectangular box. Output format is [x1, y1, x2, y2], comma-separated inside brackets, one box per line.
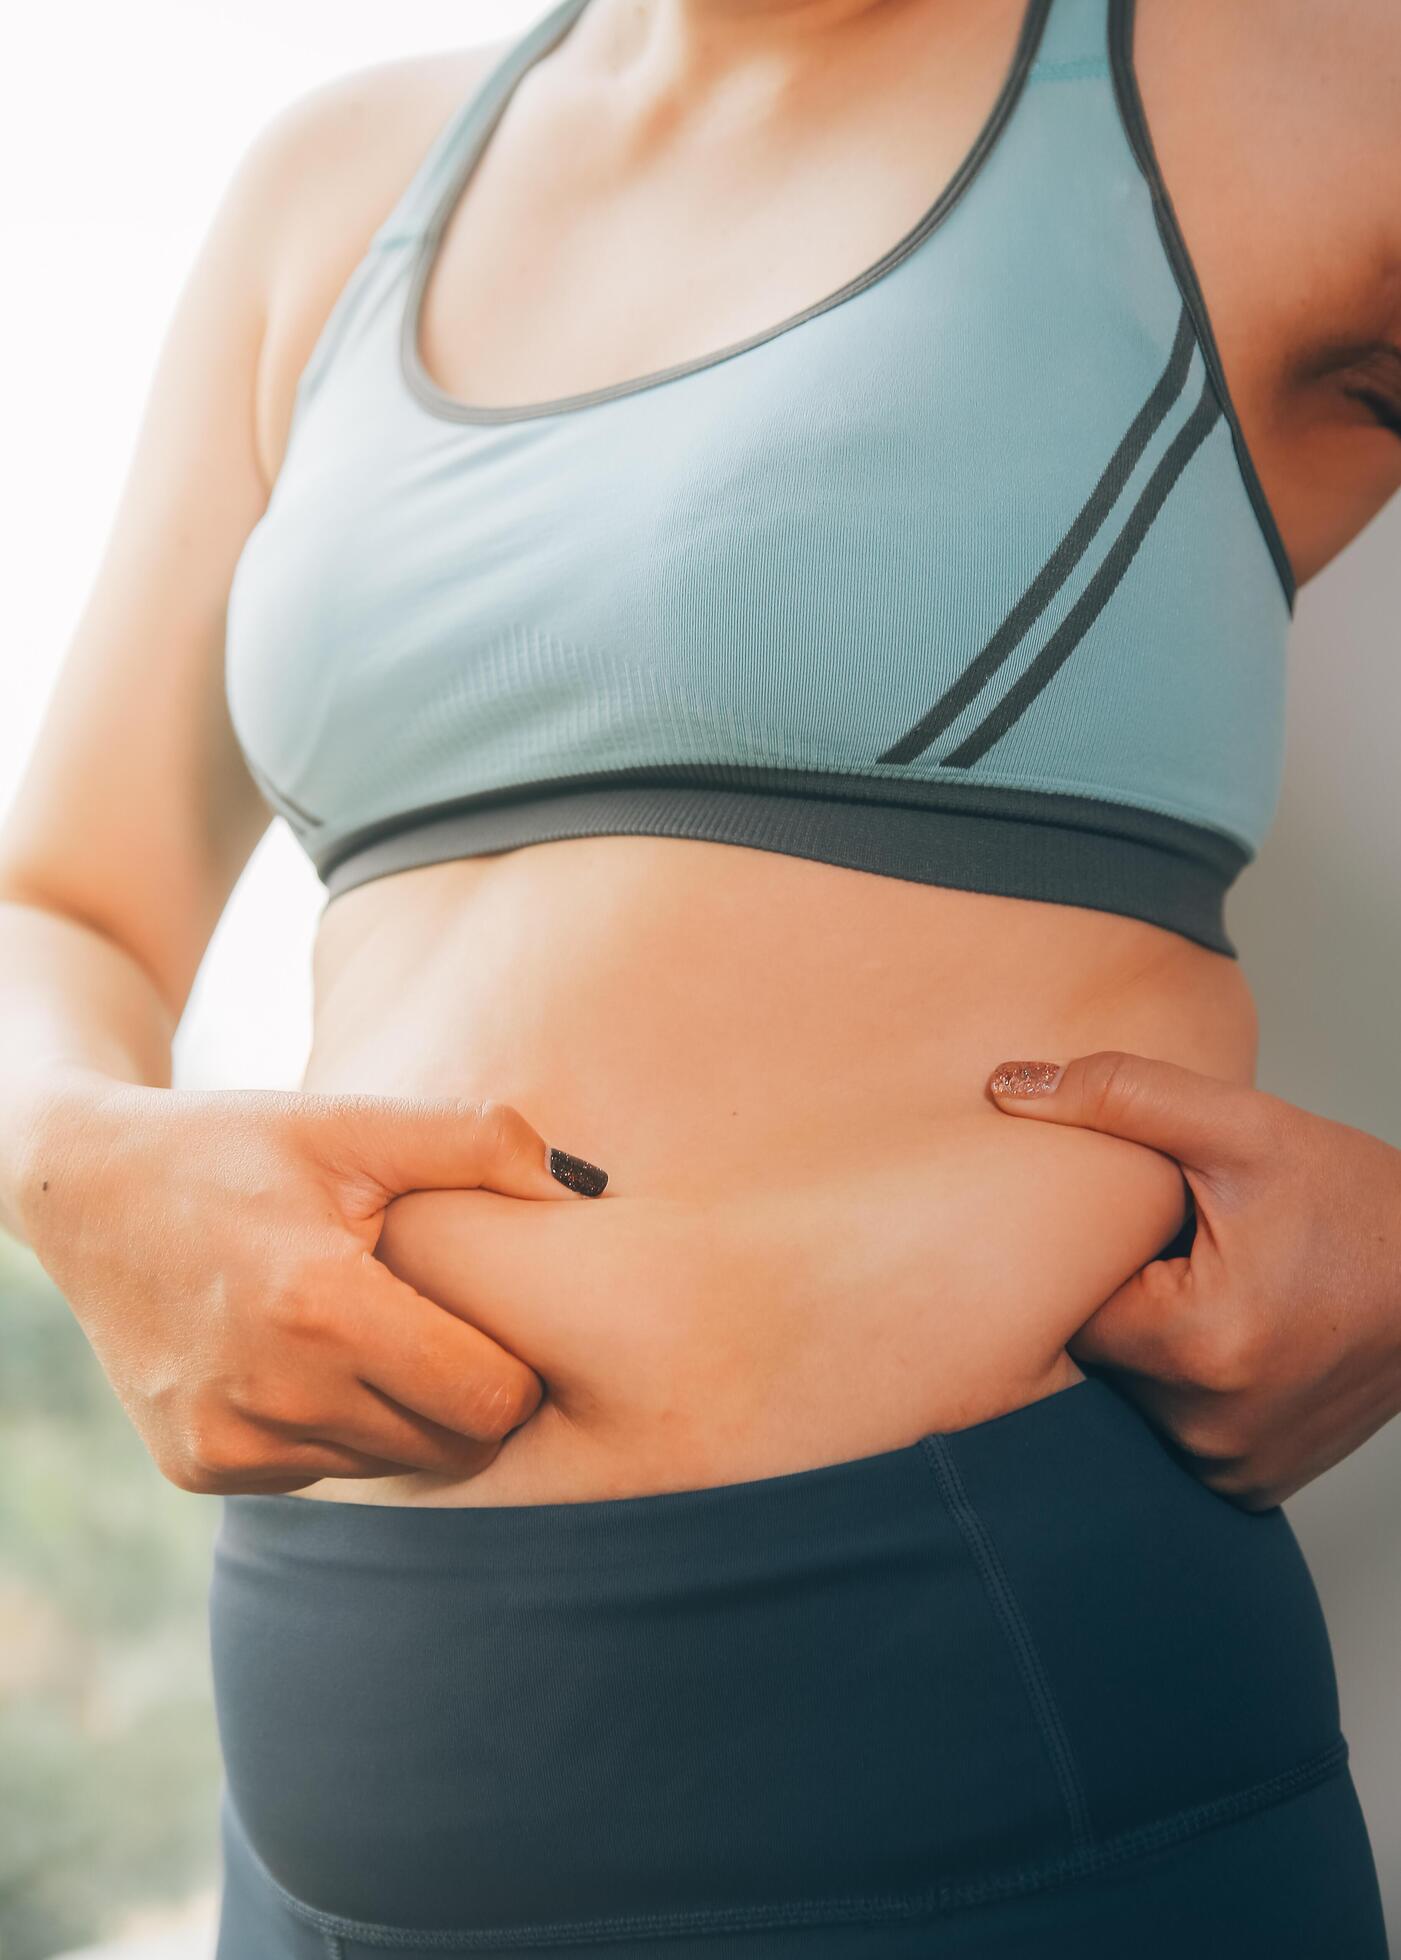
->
[301, 1092, 610, 1212]
[984, 1051, 1261, 1175]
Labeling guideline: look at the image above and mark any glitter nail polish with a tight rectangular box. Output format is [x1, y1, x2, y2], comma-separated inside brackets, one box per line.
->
[988, 1060, 1064, 1097]
[548, 1147, 609, 1196]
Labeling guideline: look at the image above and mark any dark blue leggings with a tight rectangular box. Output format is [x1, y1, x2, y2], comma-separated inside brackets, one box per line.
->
[207, 1375, 1388, 1957]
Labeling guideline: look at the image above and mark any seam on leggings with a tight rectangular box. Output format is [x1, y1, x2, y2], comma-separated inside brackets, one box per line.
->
[238, 1739, 1348, 1948]
[918, 1431, 1096, 1851]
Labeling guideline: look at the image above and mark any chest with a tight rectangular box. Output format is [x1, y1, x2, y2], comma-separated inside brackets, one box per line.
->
[417, 0, 1035, 411]
[417, 0, 1390, 434]
[224, 0, 1299, 904]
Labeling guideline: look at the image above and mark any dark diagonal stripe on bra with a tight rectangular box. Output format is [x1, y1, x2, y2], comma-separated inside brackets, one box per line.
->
[877, 302, 1195, 767]
[940, 372, 1222, 767]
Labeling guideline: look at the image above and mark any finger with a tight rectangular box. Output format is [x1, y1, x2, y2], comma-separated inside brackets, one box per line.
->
[188, 1436, 437, 1494]
[984, 1050, 1270, 1175]
[223, 1442, 434, 1491]
[291, 1381, 511, 1479]
[1066, 1256, 1199, 1381]
[283, 1441, 432, 1480]
[303, 1092, 610, 1212]
[345, 1255, 546, 1442]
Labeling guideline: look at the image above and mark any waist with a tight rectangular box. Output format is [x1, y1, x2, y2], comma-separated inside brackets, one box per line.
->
[293, 838, 1256, 1504]
[306, 833, 1257, 1153]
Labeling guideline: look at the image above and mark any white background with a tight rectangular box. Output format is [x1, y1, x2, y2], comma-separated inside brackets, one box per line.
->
[3, 3, 1398, 1948]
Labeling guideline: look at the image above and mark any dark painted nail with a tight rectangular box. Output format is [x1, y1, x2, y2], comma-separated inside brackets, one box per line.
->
[547, 1147, 609, 1197]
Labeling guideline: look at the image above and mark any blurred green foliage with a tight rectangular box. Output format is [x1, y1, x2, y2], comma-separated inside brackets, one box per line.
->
[0, 1231, 222, 1960]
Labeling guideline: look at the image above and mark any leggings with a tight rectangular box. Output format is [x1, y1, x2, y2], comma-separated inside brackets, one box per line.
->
[207, 1373, 1389, 1958]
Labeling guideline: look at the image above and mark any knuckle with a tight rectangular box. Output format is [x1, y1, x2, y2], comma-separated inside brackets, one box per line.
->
[1078, 1050, 1135, 1127]
[162, 1460, 224, 1496]
[472, 1098, 535, 1162]
[210, 1329, 324, 1431]
[469, 1366, 542, 1440]
[264, 1258, 341, 1343]
[239, 1369, 316, 1433]
[219, 1366, 265, 1422]
[180, 1397, 263, 1485]
[178, 1429, 246, 1490]
[156, 1441, 220, 1495]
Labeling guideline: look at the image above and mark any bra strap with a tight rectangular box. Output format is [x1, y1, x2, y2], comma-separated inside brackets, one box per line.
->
[1028, 0, 1112, 76]
[370, 0, 592, 250]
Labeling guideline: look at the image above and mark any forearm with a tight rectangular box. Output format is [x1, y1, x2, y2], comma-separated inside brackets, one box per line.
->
[0, 895, 177, 1244]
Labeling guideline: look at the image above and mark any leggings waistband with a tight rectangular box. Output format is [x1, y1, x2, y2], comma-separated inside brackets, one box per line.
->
[208, 1375, 1350, 1943]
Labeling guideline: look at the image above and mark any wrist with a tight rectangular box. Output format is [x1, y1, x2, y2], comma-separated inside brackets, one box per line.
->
[5, 1067, 145, 1248]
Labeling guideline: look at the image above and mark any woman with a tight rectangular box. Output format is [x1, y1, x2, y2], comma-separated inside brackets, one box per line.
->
[1, 0, 1398, 1950]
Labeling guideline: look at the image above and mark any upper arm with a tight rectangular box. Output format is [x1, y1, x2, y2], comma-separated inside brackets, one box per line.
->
[1269, 0, 1401, 578]
[0, 101, 294, 1021]
[0, 49, 505, 1024]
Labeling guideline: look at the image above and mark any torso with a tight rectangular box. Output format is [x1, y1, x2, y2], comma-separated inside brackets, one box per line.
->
[265, 0, 1401, 1506]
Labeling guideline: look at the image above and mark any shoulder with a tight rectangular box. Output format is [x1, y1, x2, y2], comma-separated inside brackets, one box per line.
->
[232, 44, 511, 483]
[1250, 0, 1401, 220]
[1137, 0, 1401, 285]
[1130, 0, 1401, 587]
[244, 45, 509, 257]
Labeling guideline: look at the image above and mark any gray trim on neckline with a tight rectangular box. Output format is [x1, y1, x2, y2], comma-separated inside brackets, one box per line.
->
[399, 0, 1053, 426]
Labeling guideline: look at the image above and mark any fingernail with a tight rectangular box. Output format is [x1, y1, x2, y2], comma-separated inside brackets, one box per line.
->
[988, 1060, 1064, 1098]
[547, 1146, 609, 1197]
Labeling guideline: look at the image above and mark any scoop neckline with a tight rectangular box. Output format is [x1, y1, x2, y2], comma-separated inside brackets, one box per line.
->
[399, 0, 1052, 427]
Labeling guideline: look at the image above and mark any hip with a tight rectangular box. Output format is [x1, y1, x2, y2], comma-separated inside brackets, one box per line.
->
[207, 1373, 1385, 1956]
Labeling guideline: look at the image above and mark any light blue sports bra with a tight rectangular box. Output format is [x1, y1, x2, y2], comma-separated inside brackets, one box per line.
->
[225, 0, 1295, 957]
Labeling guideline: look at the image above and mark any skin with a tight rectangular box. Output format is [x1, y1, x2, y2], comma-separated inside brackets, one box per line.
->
[988, 1052, 1401, 1510]
[2, 0, 1399, 1509]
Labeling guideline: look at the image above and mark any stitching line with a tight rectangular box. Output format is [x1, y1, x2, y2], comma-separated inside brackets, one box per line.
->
[919, 1432, 1095, 1850]
[245, 1739, 1348, 1948]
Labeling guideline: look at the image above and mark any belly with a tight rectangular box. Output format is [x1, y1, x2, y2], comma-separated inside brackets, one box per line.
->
[289, 835, 1258, 1506]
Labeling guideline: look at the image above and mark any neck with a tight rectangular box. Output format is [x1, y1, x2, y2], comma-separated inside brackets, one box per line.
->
[579, 0, 908, 84]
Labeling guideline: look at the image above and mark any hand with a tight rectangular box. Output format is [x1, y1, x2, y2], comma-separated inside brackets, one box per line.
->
[984, 1052, 1401, 1509]
[17, 1074, 608, 1494]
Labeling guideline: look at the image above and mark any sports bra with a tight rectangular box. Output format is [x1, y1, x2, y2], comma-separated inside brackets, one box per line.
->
[225, 0, 1296, 958]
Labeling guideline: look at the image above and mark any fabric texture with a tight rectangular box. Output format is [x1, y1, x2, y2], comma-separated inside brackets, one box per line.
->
[223, 0, 1294, 955]
[208, 1375, 1387, 1957]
